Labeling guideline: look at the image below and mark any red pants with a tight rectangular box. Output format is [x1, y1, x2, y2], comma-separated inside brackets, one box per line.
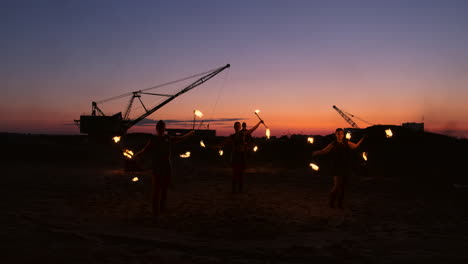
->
[152, 172, 170, 216]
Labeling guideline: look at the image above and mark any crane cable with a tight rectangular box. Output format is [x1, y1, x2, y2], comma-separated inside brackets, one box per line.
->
[206, 67, 231, 129]
[95, 67, 220, 105]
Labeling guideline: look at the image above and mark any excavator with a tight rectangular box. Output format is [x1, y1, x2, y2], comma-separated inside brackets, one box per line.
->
[75, 64, 230, 139]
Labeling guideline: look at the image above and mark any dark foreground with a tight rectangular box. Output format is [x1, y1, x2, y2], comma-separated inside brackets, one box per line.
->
[1, 133, 468, 263]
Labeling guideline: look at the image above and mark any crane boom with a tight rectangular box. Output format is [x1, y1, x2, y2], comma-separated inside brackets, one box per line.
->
[333, 105, 359, 128]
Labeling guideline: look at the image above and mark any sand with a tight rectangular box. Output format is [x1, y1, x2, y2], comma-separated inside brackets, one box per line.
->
[2, 134, 468, 263]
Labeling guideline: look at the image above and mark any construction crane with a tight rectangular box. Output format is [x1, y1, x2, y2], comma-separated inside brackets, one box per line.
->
[76, 64, 230, 137]
[332, 105, 374, 128]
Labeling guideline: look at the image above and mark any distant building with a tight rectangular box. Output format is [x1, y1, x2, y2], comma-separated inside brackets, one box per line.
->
[402, 122, 424, 132]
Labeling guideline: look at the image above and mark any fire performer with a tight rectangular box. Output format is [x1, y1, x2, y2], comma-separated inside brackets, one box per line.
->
[312, 128, 365, 209]
[216, 120, 263, 193]
[135, 120, 194, 217]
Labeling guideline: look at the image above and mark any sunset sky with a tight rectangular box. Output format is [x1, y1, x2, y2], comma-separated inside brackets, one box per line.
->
[1, 0, 468, 137]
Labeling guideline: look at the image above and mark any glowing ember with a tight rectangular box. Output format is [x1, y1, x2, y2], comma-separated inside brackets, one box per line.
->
[254, 109, 260, 114]
[385, 128, 393, 138]
[194, 109, 203, 118]
[123, 149, 134, 159]
[219, 150, 224, 156]
[362, 152, 368, 161]
[180, 151, 191, 158]
[200, 140, 206, 148]
[113, 136, 121, 143]
[346, 132, 351, 140]
[266, 128, 271, 139]
[132, 177, 139, 182]
[253, 146, 258, 152]
[309, 163, 319, 171]
[307, 137, 314, 144]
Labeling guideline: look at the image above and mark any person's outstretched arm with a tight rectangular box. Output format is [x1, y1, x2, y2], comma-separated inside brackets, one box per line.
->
[312, 143, 333, 157]
[348, 135, 366, 150]
[172, 130, 195, 144]
[134, 138, 153, 158]
[247, 120, 264, 134]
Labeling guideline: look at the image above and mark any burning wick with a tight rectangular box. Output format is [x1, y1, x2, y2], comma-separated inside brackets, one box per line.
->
[113, 136, 121, 143]
[180, 152, 191, 158]
[362, 152, 368, 161]
[309, 163, 319, 171]
[123, 149, 134, 159]
[385, 128, 393, 138]
[194, 109, 203, 118]
[253, 146, 258, 152]
[346, 132, 351, 140]
[255, 109, 260, 114]
[193, 109, 203, 130]
[266, 128, 271, 139]
[219, 150, 224, 156]
[132, 177, 139, 182]
[307, 137, 314, 144]
[200, 140, 206, 148]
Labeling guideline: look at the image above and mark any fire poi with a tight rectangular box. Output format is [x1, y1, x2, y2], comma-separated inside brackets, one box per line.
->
[307, 137, 314, 144]
[309, 163, 319, 171]
[346, 132, 351, 140]
[132, 177, 139, 182]
[219, 150, 224, 156]
[180, 151, 191, 158]
[112, 136, 121, 143]
[254, 109, 270, 139]
[253, 145, 258, 152]
[123, 149, 134, 159]
[385, 128, 393, 138]
[200, 140, 206, 148]
[362, 152, 368, 161]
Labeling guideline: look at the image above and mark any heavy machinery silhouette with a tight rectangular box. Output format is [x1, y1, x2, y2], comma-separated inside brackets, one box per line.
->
[332, 105, 374, 128]
[75, 64, 230, 138]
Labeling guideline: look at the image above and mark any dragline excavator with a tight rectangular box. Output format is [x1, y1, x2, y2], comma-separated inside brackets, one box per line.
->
[75, 64, 230, 138]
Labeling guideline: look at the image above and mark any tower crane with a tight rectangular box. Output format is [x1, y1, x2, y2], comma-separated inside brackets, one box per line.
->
[332, 105, 374, 129]
[75, 64, 230, 137]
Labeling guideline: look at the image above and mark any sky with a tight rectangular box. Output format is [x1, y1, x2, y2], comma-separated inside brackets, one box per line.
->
[1, 0, 468, 137]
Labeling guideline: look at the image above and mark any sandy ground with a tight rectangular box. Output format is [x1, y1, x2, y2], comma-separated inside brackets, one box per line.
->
[2, 138, 468, 263]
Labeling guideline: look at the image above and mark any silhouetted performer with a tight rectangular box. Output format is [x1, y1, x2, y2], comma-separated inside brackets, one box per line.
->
[135, 120, 194, 216]
[312, 128, 365, 208]
[218, 120, 263, 193]
[241, 122, 255, 159]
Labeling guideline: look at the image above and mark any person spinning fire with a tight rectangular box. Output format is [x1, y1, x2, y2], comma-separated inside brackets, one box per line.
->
[216, 120, 263, 193]
[135, 120, 194, 217]
[312, 128, 365, 209]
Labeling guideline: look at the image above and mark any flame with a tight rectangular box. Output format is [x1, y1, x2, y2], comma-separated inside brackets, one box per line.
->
[309, 163, 319, 171]
[266, 128, 270, 139]
[180, 151, 191, 158]
[123, 149, 134, 159]
[219, 150, 224, 156]
[194, 109, 203, 118]
[346, 132, 351, 140]
[385, 128, 393, 138]
[112, 136, 121, 143]
[253, 146, 258, 152]
[307, 137, 314, 144]
[132, 177, 139, 182]
[200, 140, 206, 148]
[254, 109, 260, 114]
[362, 152, 368, 161]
